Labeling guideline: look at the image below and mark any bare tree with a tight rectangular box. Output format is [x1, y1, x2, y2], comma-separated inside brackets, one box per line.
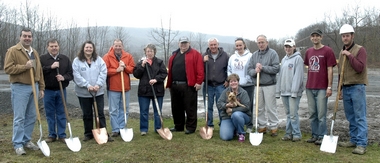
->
[113, 26, 131, 51]
[192, 32, 208, 53]
[149, 17, 179, 64]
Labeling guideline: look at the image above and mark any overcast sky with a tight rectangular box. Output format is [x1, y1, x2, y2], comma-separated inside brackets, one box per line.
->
[2, 0, 378, 40]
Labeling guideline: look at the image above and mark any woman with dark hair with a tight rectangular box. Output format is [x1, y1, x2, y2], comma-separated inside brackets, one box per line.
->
[133, 44, 168, 136]
[72, 41, 112, 142]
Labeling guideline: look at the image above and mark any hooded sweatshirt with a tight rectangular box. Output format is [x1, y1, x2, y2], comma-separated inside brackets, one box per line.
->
[227, 49, 253, 86]
[275, 51, 304, 98]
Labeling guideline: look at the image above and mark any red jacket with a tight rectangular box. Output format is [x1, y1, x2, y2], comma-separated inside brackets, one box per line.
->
[103, 47, 135, 91]
[166, 47, 204, 88]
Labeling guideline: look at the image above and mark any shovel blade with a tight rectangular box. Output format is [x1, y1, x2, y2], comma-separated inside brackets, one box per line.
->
[37, 140, 50, 157]
[157, 128, 173, 140]
[120, 128, 134, 142]
[199, 127, 213, 139]
[65, 137, 81, 152]
[92, 128, 108, 144]
[249, 132, 263, 146]
[320, 135, 339, 153]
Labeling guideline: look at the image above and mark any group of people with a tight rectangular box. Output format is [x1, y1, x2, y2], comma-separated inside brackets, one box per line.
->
[4, 23, 368, 156]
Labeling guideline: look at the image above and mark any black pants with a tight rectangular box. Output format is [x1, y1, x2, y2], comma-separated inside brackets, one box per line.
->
[170, 84, 198, 131]
[78, 95, 106, 137]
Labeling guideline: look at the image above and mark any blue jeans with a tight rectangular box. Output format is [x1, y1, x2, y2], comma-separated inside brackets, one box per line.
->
[219, 111, 251, 141]
[138, 96, 163, 132]
[306, 89, 327, 138]
[281, 96, 302, 138]
[108, 90, 130, 133]
[11, 83, 38, 149]
[203, 84, 225, 127]
[43, 89, 67, 139]
[342, 84, 367, 147]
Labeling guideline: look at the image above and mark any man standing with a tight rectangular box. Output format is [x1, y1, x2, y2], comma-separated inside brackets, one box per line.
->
[337, 24, 368, 155]
[203, 38, 229, 128]
[247, 34, 280, 136]
[103, 39, 135, 137]
[167, 36, 204, 134]
[304, 29, 337, 145]
[40, 39, 73, 143]
[4, 28, 45, 155]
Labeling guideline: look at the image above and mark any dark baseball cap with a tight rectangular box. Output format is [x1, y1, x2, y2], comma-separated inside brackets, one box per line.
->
[310, 29, 323, 36]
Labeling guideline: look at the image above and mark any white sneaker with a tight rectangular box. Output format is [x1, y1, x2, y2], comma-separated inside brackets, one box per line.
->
[15, 147, 26, 155]
[246, 128, 252, 133]
[25, 141, 39, 150]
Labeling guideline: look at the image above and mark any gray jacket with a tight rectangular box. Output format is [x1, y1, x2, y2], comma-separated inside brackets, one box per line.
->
[275, 52, 304, 98]
[72, 56, 107, 97]
[248, 47, 280, 86]
[203, 47, 229, 86]
[217, 86, 252, 119]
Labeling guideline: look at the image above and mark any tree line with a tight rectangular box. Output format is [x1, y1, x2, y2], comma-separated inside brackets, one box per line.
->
[1, 1, 379, 69]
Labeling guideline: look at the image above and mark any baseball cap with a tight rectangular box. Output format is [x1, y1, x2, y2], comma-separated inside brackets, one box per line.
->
[310, 29, 323, 36]
[284, 39, 295, 47]
[179, 37, 189, 43]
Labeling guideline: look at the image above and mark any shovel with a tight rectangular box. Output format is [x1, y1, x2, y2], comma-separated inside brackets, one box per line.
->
[90, 91, 108, 144]
[30, 66, 50, 157]
[56, 66, 81, 152]
[146, 64, 172, 140]
[250, 72, 263, 146]
[200, 61, 213, 139]
[120, 71, 133, 142]
[320, 56, 346, 153]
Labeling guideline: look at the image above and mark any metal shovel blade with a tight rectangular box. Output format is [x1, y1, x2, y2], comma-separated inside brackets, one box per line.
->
[65, 137, 81, 152]
[37, 124, 50, 157]
[65, 123, 81, 152]
[249, 132, 263, 146]
[92, 128, 108, 144]
[157, 128, 173, 140]
[120, 128, 133, 142]
[37, 140, 50, 157]
[320, 135, 339, 153]
[199, 126, 213, 139]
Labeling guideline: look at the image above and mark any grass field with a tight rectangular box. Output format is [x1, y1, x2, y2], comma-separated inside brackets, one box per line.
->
[1, 116, 380, 163]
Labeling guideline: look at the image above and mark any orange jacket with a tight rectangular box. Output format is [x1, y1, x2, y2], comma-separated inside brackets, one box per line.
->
[103, 47, 135, 92]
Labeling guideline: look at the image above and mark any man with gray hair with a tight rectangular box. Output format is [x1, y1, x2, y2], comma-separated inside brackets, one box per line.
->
[202, 38, 229, 128]
[247, 34, 280, 137]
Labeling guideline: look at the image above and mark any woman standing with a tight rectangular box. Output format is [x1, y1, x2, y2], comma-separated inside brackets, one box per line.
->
[217, 73, 251, 142]
[133, 44, 168, 136]
[275, 39, 304, 142]
[227, 38, 254, 131]
[72, 41, 112, 142]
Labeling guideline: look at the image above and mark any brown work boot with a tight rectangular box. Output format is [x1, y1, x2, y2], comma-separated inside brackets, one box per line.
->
[258, 127, 267, 134]
[45, 137, 56, 143]
[270, 129, 278, 137]
[58, 138, 66, 144]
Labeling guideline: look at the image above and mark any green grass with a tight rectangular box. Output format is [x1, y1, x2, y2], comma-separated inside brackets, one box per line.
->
[1, 116, 380, 163]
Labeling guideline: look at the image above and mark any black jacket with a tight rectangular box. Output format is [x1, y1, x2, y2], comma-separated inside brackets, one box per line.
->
[203, 47, 229, 86]
[40, 53, 73, 90]
[133, 57, 168, 97]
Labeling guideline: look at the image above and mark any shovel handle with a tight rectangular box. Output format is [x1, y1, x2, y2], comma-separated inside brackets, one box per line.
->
[121, 71, 127, 124]
[56, 68, 71, 123]
[145, 65, 165, 127]
[30, 68, 42, 125]
[332, 56, 346, 120]
[90, 91, 100, 129]
[254, 72, 260, 132]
